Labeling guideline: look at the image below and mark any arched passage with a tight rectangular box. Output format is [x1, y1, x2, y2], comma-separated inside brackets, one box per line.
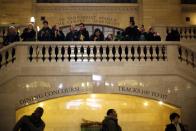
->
[16, 94, 180, 131]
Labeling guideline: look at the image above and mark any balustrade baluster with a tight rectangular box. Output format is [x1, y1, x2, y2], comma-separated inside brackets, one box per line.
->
[80, 46, 84, 61]
[74, 46, 78, 62]
[112, 46, 116, 61]
[125, 46, 129, 61]
[118, 46, 122, 61]
[87, 46, 91, 61]
[131, 46, 135, 61]
[99, 46, 103, 61]
[149, 46, 153, 61]
[137, 46, 141, 61]
[106, 46, 110, 61]
[29, 46, 33, 62]
[156, 46, 160, 61]
[67, 46, 71, 61]
[55, 46, 59, 62]
[42, 46, 46, 62]
[143, 46, 147, 61]
[61, 46, 65, 61]
[162, 45, 166, 61]
[93, 46, 97, 61]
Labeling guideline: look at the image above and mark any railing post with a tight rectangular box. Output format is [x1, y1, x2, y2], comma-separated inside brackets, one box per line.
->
[167, 43, 179, 66]
[15, 43, 29, 67]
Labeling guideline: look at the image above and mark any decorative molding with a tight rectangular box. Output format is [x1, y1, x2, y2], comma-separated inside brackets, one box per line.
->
[35, 4, 138, 13]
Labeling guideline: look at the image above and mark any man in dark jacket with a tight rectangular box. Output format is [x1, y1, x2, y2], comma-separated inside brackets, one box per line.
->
[13, 107, 45, 131]
[65, 24, 79, 41]
[165, 112, 185, 131]
[124, 21, 140, 41]
[38, 20, 52, 41]
[102, 109, 122, 131]
[78, 23, 89, 41]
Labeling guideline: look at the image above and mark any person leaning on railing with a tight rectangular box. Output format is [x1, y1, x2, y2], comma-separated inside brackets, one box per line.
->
[20, 23, 36, 41]
[78, 23, 90, 41]
[37, 20, 53, 41]
[90, 28, 104, 41]
[3, 26, 20, 46]
[65, 24, 79, 41]
[51, 24, 65, 41]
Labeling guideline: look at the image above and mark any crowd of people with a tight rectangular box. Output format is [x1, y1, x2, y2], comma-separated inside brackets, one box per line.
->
[1, 20, 181, 48]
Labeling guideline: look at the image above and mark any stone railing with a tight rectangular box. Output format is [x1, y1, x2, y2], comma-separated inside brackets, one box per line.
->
[0, 44, 16, 69]
[154, 26, 196, 41]
[28, 42, 167, 62]
[178, 45, 196, 68]
[167, 26, 196, 40]
[0, 41, 195, 71]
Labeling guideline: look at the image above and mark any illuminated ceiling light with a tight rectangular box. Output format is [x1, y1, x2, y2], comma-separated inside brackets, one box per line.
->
[105, 82, 110, 86]
[111, 83, 114, 87]
[86, 82, 90, 87]
[159, 101, 163, 105]
[58, 83, 63, 89]
[30, 17, 35, 23]
[39, 103, 44, 107]
[26, 84, 30, 88]
[37, 26, 40, 31]
[92, 74, 102, 81]
[81, 82, 85, 87]
[144, 102, 148, 107]
[90, 94, 96, 98]
[167, 89, 171, 94]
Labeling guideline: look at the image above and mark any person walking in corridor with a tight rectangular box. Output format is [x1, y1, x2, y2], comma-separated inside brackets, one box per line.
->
[13, 107, 45, 131]
[165, 112, 185, 131]
[102, 109, 122, 131]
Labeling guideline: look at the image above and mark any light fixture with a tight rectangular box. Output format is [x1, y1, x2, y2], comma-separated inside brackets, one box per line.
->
[37, 26, 40, 31]
[86, 82, 90, 87]
[26, 84, 30, 88]
[30, 17, 35, 23]
[159, 101, 163, 105]
[58, 83, 63, 89]
[81, 82, 85, 87]
[39, 103, 44, 107]
[144, 102, 148, 107]
[92, 74, 102, 81]
[105, 82, 110, 86]
[90, 94, 96, 98]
